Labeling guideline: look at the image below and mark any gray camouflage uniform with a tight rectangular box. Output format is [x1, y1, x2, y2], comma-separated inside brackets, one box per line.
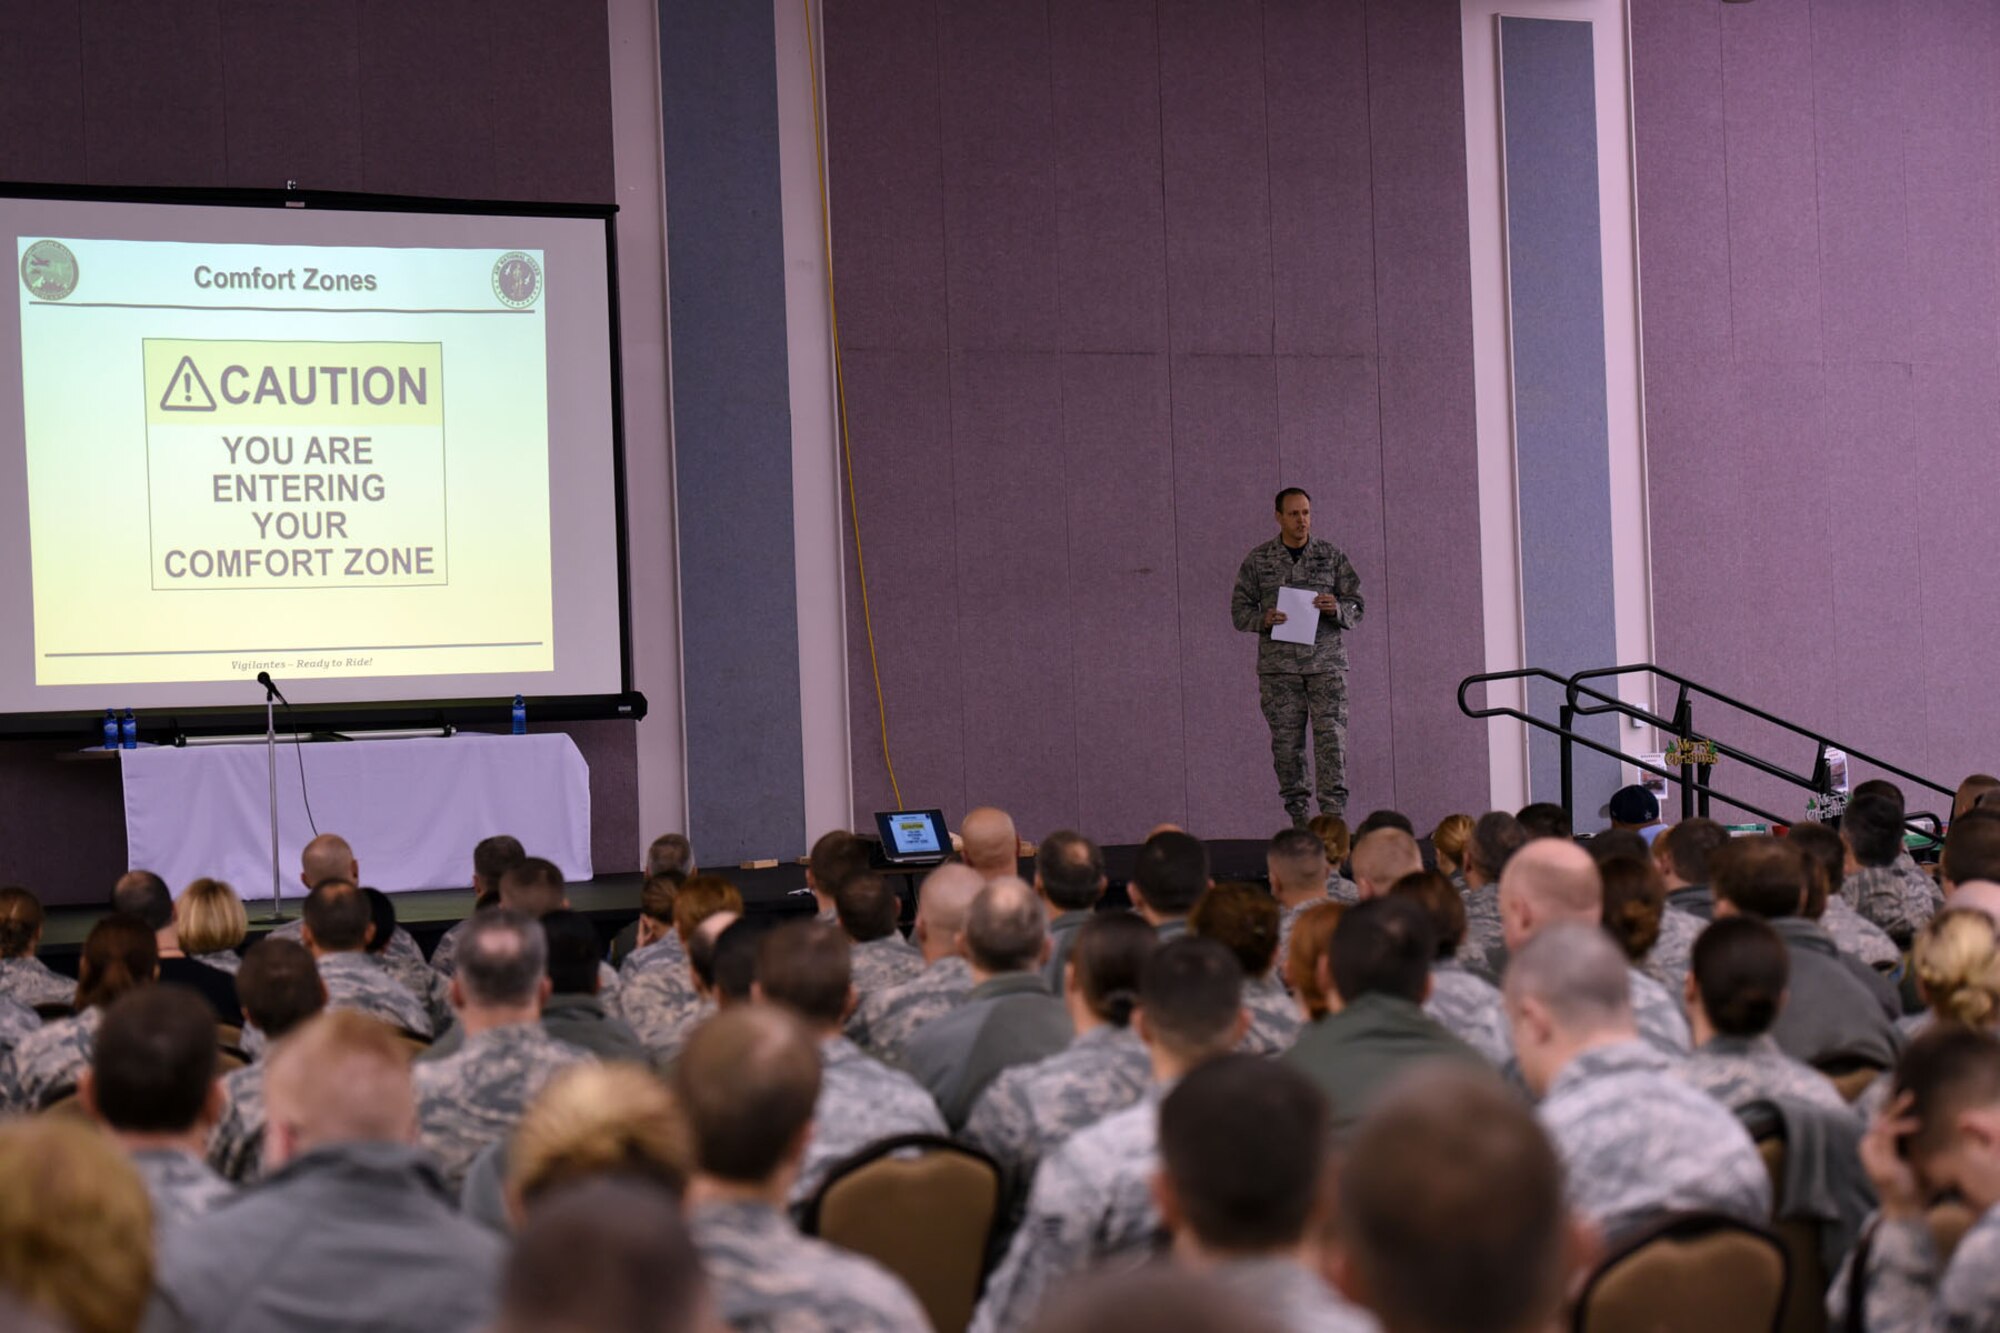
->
[849, 956, 973, 1063]
[793, 1036, 948, 1205]
[1820, 896, 1903, 971]
[317, 951, 434, 1038]
[207, 1061, 269, 1183]
[1461, 886, 1505, 969]
[374, 948, 453, 1034]
[689, 1198, 931, 1332]
[411, 1023, 592, 1190]
[1327, 872, 1361, 906]
[1276, 900, 1315, 972]
[1208, 1255, 1382, 1333]
[1538, 1038, 1771, 1241]
[1833, 1203, 2000, 1333]
[1241, 974, 1305, 1055]
[0, 996, 38, 1057]
[430, 916, 472, 978]
[1676, 1034, 1847, 1114]
[1231, 535, 1364, 822]
[618, 967, 711, 1065]
[618, 932, 684, 981]
[0, 1006, 99, 1111]
[132, 1148, 235, 1231]
[1627, 967, 1693, 1055]
[1424, 962, 1512, 1066]
[0, 955, 76, 1009]
[192, 948, 242, 975]
[961, 1024, 1152, 1185]
[1844, 863, 1933, 944]
[1640, 906, 1706, 990]
[850, 935, 927, 997]
[972, 1084, 1168, 1333]
[1897, 850, 1946, 916]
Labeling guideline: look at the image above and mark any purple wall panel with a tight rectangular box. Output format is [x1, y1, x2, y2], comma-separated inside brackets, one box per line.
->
[1264, 0, 1376, 358]
[355, 0, 495, 198]
[0, 0, 85, 183]
[1050, 0, 1168, 353]
[1912, 365, 1998, 784]
[219, 0, 364, 191]
[1903, 0, 1998, 368]
[485, 2, 615, 204]
[1811, 0, 1908, 366]
[1642, 357, 1747, 700]
[80, 0, 228, 187]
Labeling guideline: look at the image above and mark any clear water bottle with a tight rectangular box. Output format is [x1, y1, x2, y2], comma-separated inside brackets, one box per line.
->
[511, 694, 526, 735]
[120, 708, 137, 749]
[102, 708, 118, 750]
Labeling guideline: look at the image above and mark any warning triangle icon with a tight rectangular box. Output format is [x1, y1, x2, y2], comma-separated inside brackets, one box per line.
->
[159, 355, 217, 412]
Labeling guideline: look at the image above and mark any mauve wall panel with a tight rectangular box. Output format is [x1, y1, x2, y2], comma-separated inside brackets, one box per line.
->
[0, 1, 86, 183]
[81, 0, 228, 187]
[1811, 0, 1908, 366]
[1904, 0, 1998, 369]
[1913, 366, 1995, 783]
[357, 0, 496, 199]
[485, 3, 616, 204]
[220, 0, 365, 191]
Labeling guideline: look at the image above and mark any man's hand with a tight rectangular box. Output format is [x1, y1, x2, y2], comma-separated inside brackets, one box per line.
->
[1263, 609, 1287, 628]
[1860, 1092, 1927, 1221]
[1312, 594, 1340, 613]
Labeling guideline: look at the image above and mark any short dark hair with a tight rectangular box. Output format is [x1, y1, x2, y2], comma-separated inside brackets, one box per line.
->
[1692, 916, 1789, 1037]
[1586, 828, 1649, 863]
[1035, 831, 1104, 912]
[1189, 883, 1282, 978]
[964, 881, 1047, 973]
[302, 879, 371, 952]
[1895, 1025, 2000, 1164]
[1138, 938, 1243, 1058]
[755, 922, 851, 1026]
[1354, 809, 1416, 838]
[361, 888, 397, 956]
[0, 886, 43, 958]
[808, 830, 870, 895]
[111, 871, 173, 932]
[1328, 896, 1433, 1005]
[1854, 778, 1904, 806]
[1842, 790, 1906, 869]
[1785, 822, 1844, 918]
[711, 919, 762, 1003]
[1132, 831, 1209, 917]
[235, 938, 324, 1039]
[91, 985, 216, 1134]
[500, 858, 567, 917]
[1267, 827, 1328, 874]
[1599, 855, 1666, 963]
[1516, 803, 1572, 841]
[1945, 809, 2000, 886]
[1661, 817, 1731, 884]
[1466, 812, 1528, 880]
[673, 1006, 821, 1183]
[474, 835, 527, 886]
[1710, 837, 1808, 920]
[1160, 1056, 1328, 1251]
[1388, 870, 1464, 958]
[1275, 487, 1311, 511]
[1069, 913, 1153, 1027]
[540, 910, 603, 997]
[832, 872, 899, 943]
[499, 1177, 706, 1333]
[646, 833, 694, 879]
[458, 909, 548, 1007]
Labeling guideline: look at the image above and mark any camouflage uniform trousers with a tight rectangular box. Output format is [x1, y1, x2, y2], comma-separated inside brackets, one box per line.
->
[1258, 670, 1349, 823]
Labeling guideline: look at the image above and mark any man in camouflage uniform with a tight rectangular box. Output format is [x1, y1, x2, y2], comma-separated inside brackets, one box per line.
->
[273, 833, 431, 970]
[1841, 790, 1935, 945]
[848, 863, 982, 1061]
[1267, 828, 1333, 969]
[0, 1005, 99, 1111]
[1506, 925, 1770, 1243]
[300, 880, 434, 1038]
[617, 955, 713, 1066]
[0, 886, 78, 1009]
[411, 910, 591, 1190]
[0, 996, 36, 1058]
[835, 873, 927, 998]
[208, 938, 325, 1184]
[676, 1006, 930, 1332]
[1230, 487, 1364, 826]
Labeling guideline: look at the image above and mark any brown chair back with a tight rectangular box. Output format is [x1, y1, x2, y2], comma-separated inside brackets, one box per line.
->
[1575, 1212, 1788, 1333]
[1826, 1067, 1880, 1104]
[804, 1135, 1001, 1333]
[1746, 1109, 1827, 1333]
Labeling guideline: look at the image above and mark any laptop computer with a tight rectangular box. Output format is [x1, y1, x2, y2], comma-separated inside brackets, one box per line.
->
[874, 809, 950, 867]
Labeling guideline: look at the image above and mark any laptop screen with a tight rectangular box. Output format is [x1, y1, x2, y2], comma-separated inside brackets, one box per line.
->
[876, 809, 947, 859]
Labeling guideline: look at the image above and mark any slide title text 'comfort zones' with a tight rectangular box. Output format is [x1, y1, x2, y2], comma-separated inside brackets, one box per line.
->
[193, 264, 378, 293]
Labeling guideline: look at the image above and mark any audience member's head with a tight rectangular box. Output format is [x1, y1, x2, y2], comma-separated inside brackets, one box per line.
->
[1389, 869, 1464, 960]
[500, 857, 568, 918]
[1285, 903, 1347, 1020]
[1598, 855, 1666, 964]
[1955, 775, 2000, 823]
[1066, 913, 1153, 1029]
[1035, 830, 1106, 913]
[638, 872, 682, 941]
[832, 871, 900, 944]
[1710, 836, 1808, 921]
[1336, 1066, 1575, 1333]
[174, 878, 247, 958]
[962, 877, 1048, 975]
[0, 886, 43, 960]
[1156, 1056, 1329, 1259]
[1944, 809, 2000, 890]
[1585, 828, 1648, 864]
[300, 833, 358, 891]
[1328, 897, 1433, 1007]
[1307, 814, 1352, 869]
[1497, 838, 1603, 951]
[1654, 817, 1730, 890]
[1854, 777, 1905, 807]
[960, 807, 1021, 880]
[84, 984, 219, 1138]
[1189, 882, 1281, 981]
[300, 878, 372, 954]
[1430, 814, 1475, 875]
[498, 1176, 707, 1333]
[1134, 938, 1246, 1068]
[111, 870, 172, 933]
[687, 911, 739, 1001]
[1503, 923, 1636, 1097]
[76, 913, 158, 1011]
[708, 918, 761, 1006]
[1913, 908, 2000, 1032]
[0, 1117, 154, 1333]
[453, 909, 551, 1015]
[1785, 821, 1845, 919]
[1948, 880, 2000, 922]
[1516, 803, 1573, 841]
[1351, 828, 1424, 901]
[234, 937, 326, 1039]
[361, 888, 398, 956]
[1890, 1026, 2000, 1210]
[541, 910, 607, 998]
[914, 862, 983, 960]
[806, 830, 870, 902]
[754, 921, 852, 1030]
[506, 1063, 691, 1218]
[1267, 827, 1332, 901]
[1464, 812, 1529, 889]
[1607, 784, 1661, 831]
[673, 1006, 821, 1189]
[262, 1011, 418, 1166]
[1686, 916, 1789, 1042]
[673, 874, 743, 944]
[473, 834, 528, 903]
[1354, 810, 1415, 839]
[1842, 789, 1906, 870]
[646, 832, 695, 880]
[1131, 830, 1210, 922]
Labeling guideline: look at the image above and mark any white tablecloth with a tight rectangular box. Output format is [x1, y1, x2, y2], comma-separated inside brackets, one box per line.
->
[121, 733, 592, 898]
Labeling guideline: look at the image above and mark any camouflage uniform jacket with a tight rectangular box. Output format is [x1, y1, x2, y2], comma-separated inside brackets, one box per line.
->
[0, 996, 38, 1058]
[1897, 850, 1946, 918]
[1844, 864, 1933, 945]
[618, 967, 712, 1065]
[1042, 911, 1090, 993]
[430, 916, 471, 978]
[1628, 967, 1693, 1056]
[961, 1024, 1152, 1185]
[849, 956, 973, 1063]
[689, 1198, 931, 1333]
[0, 955, 76, 1009]
[207, 1060, 269, 1184]
[972, 1084, 1168, 1333]
[1424, 962, 1512, 1066]
[1275, 900, 1316, 974]
[618, 931, 685, 981]
[1208, 1256, 1382, 1333]
[0, 1005, 99, 1111]
[132, 1148, 235, 1231]
[1241, 973, 1305, 1055]
[1538, 1038, 1772, 1242]
[1820, 897, 1903, 971]
[1835, 1203, 2000, 1333]
[373, 948, 453, 1035]
[1461, 885, 1506, 969]
[792, 1036, 948, 1206]
[317, 951, 434, 1038]
[1640, 906, 1706, 990]
[849, 935, 927, 998]
[1230, 536, 1364, 675]
[1676, 1034, 1846, 1114]
[192, 949, 242, 975]
[1326, 873, 1361, 906]
[411, 1023, 592, 1190]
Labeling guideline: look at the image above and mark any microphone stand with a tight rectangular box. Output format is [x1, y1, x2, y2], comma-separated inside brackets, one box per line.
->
[257, 674, 290, 924]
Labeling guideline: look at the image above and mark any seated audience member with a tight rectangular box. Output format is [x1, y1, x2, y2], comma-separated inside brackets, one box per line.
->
[1459, 811, 1528, 970]
[1350, 828, 1424, 902]
[1390, 870, 1510, 1065]
[803, 829, 873, 923]
[433, 834, 528, 979]
[1516, 802, 1572, 842]
[609, 832, 696, 967]
[677, 1006, 930, 1331]
[1269, 828, 1337, 964]
[620, 875, 744, 1063]
[1354, 810, 1416, 839]
[849, 861, 982, 1059]
[1677, 916, 1846, 1112]
[83, 986, 233, 1230]
[1842, 788, 1935, 946]
[974, 939, 1249, 1333]
[426, 911, 645, 1063]
[300, 878, 433, 1038]
[1285, 897, 1481, 1130]
[1943, 808, 2000, 897]
[752, 921, 943, 1204]
[1308, 814, 1359, 903]
[1130, 830, 1211, 940]
[114, 870, 241, 1025]
[619, 872, 687, 979]
[364, 887, 453, 1031]
[1607, 783, 1665, 845]
[1431, 813, 1475, 888]
[1, 913, 155, 1111]
[273, 834, 427, 967]
[688, 911, 742, 1007]
[1155, 1056, 1373, 1331]
[1788, 821, 1903, 971]
[965, 913, 1156, 1186]
[1190, 881, 1301, 1054]
[152, 1012, 505, 1333]
[1855, 778, 1945, 914]
[1652, 816, 1731, 930]
[837, 871, 926, 995]
[0, 885, 76, 1010]
[412, 910, 592, 1190]
[962, 806, 1024, 882]
[496, 1177, 710, 1333]
[1332, 1066, 1581, 1333]
[1709, 836, 1900, 1069]
[1284, 902, 1346, 1021]
[1836, 1027, 2000, 1331]
[1500, 838, 1691, 1054]
[906, 878, 1072, 1128]
[208, 937, 326, 1184]
[1035, 830, 1107, 990]
[504, 1062, 690, 1223]
[1602, 849, 1699, 991]
[1954, 774, 2000, 822]
[1905, 907, 2000, 1043]
[0, 995, 33, 1064]
[0, 1117, 154, 1333]
[174, 878, 248, 975]
[1505, 923, 1770, 1241]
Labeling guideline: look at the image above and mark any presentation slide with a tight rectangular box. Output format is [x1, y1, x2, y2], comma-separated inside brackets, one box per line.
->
[0, 194, 626, 719]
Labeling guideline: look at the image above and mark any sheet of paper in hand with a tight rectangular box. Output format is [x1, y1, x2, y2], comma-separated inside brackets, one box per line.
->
[1272, 586, 1320, 646]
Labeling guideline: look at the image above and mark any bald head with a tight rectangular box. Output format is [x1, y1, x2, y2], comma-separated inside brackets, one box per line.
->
[915, 862, 983, 960]
[264, 1010, 417, 1162]
[1950, 880, 2000, 923]
[1498, 838, 1603, 951]
[960, 807, 1020, 879]
[1351, 828, 1424, 900]
[963, 877, 1048, 975]
[300, 833, 358, 891]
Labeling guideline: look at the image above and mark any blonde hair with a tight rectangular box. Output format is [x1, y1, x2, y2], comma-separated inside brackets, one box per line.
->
[175, 878, 248, 956]
[1307, 815, 1352, 866]
[508, 1063, 691, 1212]
[1915, 908, 2000, 1031]
[1285, 902, 1348, 1020]
[266, 1011, 418, 1152]
[1431, 814, 1475, 875]
[0, 1118, 153, 1333]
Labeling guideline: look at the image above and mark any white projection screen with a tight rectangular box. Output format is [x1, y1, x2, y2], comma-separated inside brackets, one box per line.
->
[0, 188, 635, 734]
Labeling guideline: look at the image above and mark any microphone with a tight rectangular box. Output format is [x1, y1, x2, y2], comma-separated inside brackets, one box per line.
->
[256, 671, 290, 705]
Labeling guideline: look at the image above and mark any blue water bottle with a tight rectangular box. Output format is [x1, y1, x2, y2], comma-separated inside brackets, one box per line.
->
[511, 694, 526, 735]
[102, 708, 118, 750]
[120, 708, 137, 749]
